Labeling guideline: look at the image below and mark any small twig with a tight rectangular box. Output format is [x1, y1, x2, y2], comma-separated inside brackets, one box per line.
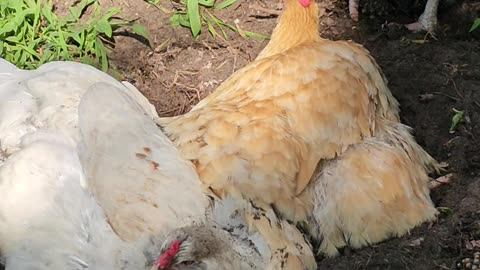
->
[435, 264, 451, 270]
[158, 105, 182, 115]
[202, 41, 218, 56]
[175, 82, 201, 101]
[431, 92, 460, 101]
[451, 80, 464, 100]
[216, 59, 228, 70]
[177, 70, 199, 76]
[98, 35, 116, 47]
[473, 99, 480, 109]
[151, 70, 160, 79]
[362, 253, 373, 270]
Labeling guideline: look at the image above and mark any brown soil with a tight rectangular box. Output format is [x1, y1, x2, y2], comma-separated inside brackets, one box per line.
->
[2, 0, 479, 269]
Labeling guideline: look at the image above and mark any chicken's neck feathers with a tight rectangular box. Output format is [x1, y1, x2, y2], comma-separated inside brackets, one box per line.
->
[256, 0, 320, 60]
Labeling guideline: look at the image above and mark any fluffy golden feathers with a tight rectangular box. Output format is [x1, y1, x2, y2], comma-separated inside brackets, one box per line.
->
[160, 39, 400, 223]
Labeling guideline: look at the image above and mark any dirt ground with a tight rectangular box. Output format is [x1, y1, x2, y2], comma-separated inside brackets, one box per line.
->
[2, 0, 478, 269]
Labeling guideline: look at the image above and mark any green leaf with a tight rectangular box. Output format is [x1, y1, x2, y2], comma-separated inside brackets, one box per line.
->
[13, 48, 21, 62]
[20, 44, 39, 58]
[170, 14, 181, 27]
[94, 36, 108, 71]
[131, 23, 150, 43]
[5, 35, 20, 42]
[209, 14, 228, 38]
[198, 0, 215, 7]
[206, 17, 216, 38]
[68, 6, 81, 21]
[470, 18, 480, 32]
[202, 16, 217, 38]
[0, 21, 16, 35]
[449, 108, 464, 133]
[96, 18, 113, 37]
[436, 207, 453, 215]
[41, 5, 55, 25]
[39, 48, 53, 63]
[215, 0, 237, 10]
[103, 7, 122, 19]
[178, 14, 191, 27]
[77, 0, 97, 17]
[56, 30, 69, 54]
[243, 30, 269, 39]
[186, 0, 201, 37]
[68, 31, 83, 46]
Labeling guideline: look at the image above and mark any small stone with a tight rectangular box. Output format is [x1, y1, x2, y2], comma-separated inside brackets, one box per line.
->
[467, 262, 472, 268]
[473, 265, 478, 270]
[474, 258, 479, 264]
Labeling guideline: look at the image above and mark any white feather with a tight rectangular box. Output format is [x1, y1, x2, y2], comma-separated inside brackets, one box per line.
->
[78, 82, 209, 240]
[0, 60, 265, 269]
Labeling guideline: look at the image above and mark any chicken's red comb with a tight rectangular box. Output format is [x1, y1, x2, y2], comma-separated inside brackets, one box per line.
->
[156, 239, 181, 268]
[298, 0, 311, 7]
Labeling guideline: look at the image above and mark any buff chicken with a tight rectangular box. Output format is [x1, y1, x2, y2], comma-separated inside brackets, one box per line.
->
[0, 59, 265, 270]
[156, 0, 445, 266]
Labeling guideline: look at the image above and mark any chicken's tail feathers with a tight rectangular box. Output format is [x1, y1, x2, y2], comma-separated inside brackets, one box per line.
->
[377, 120, 447, 174]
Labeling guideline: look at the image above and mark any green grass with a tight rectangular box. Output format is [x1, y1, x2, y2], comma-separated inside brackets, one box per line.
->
[449, 108, 464, 134]
[0, 0, 150, 71]
[470, 18, 480, 32]
[147, 0, 268, 40]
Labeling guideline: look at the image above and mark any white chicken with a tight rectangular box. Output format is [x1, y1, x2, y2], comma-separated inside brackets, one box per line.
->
[0, 59, 265, 270]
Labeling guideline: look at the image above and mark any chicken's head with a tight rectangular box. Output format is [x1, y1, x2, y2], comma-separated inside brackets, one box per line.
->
[150, 227, 206, 270]
[153, 239, 181, 269]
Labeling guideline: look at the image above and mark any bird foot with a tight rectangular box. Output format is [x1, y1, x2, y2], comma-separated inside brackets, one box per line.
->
[404, 21, 437, 39]
[429, 173, 453, 189]
[405, 21, 428, 33]
[406, 0, 439, 36]
[382, 19, 437, 40]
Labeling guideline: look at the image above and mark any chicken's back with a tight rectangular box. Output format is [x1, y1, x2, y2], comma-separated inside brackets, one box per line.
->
[0, 130, 131, 270]
[160, 38, 400, 222]
[79, 82, 210, 241]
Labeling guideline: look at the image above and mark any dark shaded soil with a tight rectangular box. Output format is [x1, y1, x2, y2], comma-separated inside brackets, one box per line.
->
[2, 0, 478, 269]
